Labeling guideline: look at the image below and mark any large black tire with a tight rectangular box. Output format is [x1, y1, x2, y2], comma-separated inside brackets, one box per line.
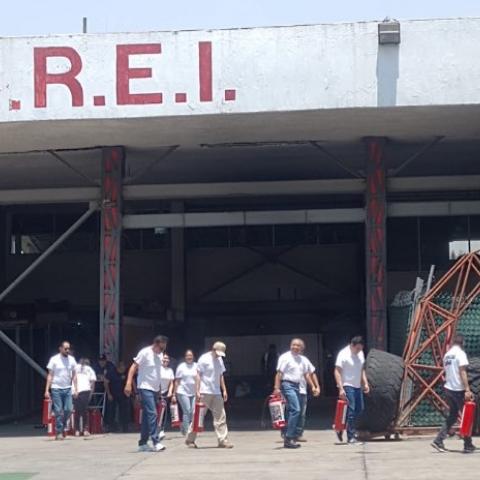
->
[467, 357, 480, 436]
[356, 349, 405, 433]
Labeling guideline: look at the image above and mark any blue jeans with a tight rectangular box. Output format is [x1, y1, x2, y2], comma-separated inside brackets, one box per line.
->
[139, 389, 160, 446]
[296, 393, 308, 437]
[281, 381, 301, 440]
[177, 394, 195, 435]
[50, 388, 73, 434]
[344, 386, 364, 441]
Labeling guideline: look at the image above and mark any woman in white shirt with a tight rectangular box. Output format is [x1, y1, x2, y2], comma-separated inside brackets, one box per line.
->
[159, 354, 175, 439]
[174, 350, 197, 435]
[73, 358, 96, 436]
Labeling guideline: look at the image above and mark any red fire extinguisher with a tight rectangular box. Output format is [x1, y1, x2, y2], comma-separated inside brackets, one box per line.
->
[47, 415, 56, 437]
[134, 396, 142, 425]
[192, 398, 207, 433]
[333, 398, 348, 441]
[170, 402, 181, 428]
[42, 399, 51, 425]
[459, 401, 477, 438]
[89, 409, 103, 434]
[268, 393, 287, 430]
[157, 398, 167, 427]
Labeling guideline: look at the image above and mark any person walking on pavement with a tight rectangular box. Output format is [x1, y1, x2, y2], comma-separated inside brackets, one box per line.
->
[73, 358, 96, 436]
[159, 354, 175, 440]
[334, 336, 370, 444]
[296, 340, 321, 442]
[274, 338, 315, 449]
[175, 350, 197, 435]
[124, 335, 168, 452]
[105, 361, 130, 433]
[431, 334, 477, 453]
[185, 341, 233, 449]
[44, 341, 78, 440]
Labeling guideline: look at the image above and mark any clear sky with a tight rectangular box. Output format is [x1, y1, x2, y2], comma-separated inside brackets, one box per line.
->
[1, 0, 479, 36]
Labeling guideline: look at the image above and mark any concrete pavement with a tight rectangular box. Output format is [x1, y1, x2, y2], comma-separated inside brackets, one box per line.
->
[0, 427, 479, 480]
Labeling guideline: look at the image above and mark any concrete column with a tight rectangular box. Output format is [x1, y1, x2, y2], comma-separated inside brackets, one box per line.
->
[170, 201, 186, 322]
[99, 147, 124, 362]
[365, 137, 387, 350]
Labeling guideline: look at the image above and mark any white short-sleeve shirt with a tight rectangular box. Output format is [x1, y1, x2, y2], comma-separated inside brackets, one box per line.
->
[74, 365, 97, 393]
[134, 347, 164, 392]
[47, 354, 77, 390]
[175, 362, 198, 397]
[335, 345, 365, 388]
[444, 345, 469, 391]
[299, 356, 316, 394]
[277, 351, 308, 384]
[160, 366, 175, 394]
[197, 352, 226, 395]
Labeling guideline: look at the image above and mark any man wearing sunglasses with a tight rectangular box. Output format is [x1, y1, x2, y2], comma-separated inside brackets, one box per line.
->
[44, 341, 78, 441]
[124, 335, 168, 452]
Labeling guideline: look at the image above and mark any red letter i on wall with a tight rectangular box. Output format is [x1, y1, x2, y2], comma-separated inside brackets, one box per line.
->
[198, 41, 212, 102]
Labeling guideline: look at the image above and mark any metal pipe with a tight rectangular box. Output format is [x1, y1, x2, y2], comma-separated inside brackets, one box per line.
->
[0, 329, 46, 378]
[0, 205, 97, 303]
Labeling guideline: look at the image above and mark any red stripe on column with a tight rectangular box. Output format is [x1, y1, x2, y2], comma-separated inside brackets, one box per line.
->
[199, 42, 213, 102]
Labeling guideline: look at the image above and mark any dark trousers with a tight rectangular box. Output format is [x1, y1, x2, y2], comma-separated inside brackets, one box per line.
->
[74, 391, 91, 432]
[111, 394, 130, 432]
[435, 388, 473, 447]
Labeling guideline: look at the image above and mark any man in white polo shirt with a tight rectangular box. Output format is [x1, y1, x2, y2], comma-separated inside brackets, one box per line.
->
[334, 336, 370, 444]
[124, 335, 168, 452]
[431, 334, 476, 453]
[44, 340, 78, 441]
[185, 341, 233, 449]
[274, 338, 315, 449]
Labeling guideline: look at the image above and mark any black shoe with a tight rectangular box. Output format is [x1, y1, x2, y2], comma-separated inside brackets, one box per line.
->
[335, 431, 344, 443]
[464, 444, 477, 454]
[431, 441, 447, 453]
[284, 438, 301, 449]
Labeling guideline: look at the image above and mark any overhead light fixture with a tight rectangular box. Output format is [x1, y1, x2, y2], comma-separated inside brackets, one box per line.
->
[200, 140, 324, 148]
[378, 17, 401, 45]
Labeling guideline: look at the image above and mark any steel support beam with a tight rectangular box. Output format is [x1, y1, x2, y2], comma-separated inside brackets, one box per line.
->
[365, 137, 387, 350]
[0, 175, 479, 205]
[170, 201, 186, 322]
[99, 147, 124, 362]
[0, 205, 97, 379]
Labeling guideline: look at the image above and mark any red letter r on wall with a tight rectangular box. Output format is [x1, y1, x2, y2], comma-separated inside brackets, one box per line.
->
[34, 47, 84, 108]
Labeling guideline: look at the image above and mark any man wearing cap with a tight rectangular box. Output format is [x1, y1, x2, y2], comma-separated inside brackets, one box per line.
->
[124, 335, 168, 452]
[185, 341, 233, 449]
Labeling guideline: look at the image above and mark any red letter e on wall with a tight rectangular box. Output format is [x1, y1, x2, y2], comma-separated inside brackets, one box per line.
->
[116, 44, 162, 105]
[34, 47, 84, 108]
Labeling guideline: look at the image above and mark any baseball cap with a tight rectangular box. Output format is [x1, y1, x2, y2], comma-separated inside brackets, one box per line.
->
[98, 354, 107, 361]
[213, 341, 226, 357]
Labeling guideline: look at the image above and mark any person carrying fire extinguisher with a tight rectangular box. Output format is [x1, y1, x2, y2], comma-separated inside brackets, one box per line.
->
[124, 335, 168, 452]
[334, 336, 370, 445]
[159, 354, 175, 441]
[274, 338, 316, 449]
[431, 334, 477, 453]
[185, 341, 234, 449]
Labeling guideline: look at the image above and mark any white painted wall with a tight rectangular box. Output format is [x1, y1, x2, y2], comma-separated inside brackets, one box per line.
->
[1, 18, 480, 124]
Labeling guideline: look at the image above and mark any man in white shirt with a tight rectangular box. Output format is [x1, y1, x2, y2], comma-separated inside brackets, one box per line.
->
[432, 334, 476, 453]
[124, 335, 168, 452]
[334, 336, 370, 444]
[296, 340, 321, 442]
[274, 338, 315, 449]
[185, 341, 233, 449]
[44, 341, 78, 441]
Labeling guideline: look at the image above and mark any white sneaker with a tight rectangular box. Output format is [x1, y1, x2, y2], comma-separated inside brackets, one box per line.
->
[159, 430, 166, 440]
[153, 442, 166, 452]
[138, 444, 151, 452]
